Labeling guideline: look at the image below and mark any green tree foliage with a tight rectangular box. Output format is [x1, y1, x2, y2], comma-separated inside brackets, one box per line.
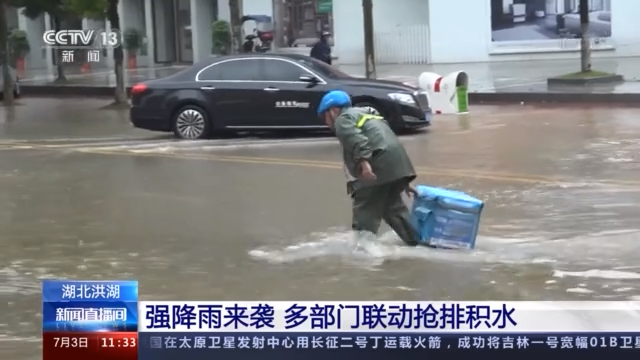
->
[63, 0, 107, 19]
[229, 0, 242, 53]
[8, 28, 30, 64]
[212, 20, 231, 55]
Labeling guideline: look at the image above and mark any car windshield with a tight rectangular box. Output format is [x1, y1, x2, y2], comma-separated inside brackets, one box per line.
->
[294, 58, 352, 80]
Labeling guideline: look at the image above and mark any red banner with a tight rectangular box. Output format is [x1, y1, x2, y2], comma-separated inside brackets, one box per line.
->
[43, 332, 137, 360]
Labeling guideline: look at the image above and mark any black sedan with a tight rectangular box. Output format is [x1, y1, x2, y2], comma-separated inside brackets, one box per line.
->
[130, 53, 431, 139]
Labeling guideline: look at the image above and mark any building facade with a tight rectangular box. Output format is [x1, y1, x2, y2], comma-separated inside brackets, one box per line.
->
[333, 0, 640, 64]
[11, 0, 229, 72]
[10, 0, 640, 72]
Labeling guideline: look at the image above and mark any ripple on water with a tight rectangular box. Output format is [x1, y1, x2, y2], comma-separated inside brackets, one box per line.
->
[0, 268, 41, 295]
[553, 269, 640, 280]
[249, 228, 640, 300]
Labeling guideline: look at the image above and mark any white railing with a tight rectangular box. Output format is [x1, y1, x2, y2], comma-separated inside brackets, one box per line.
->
[374, 24, 430, 64]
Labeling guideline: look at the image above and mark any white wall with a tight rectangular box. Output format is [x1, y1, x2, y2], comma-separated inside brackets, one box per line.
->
[218, 0, 230, 21]
[19, 12, 47, 70]
[608, 0, 640, 57]
[242, 0, 273, 37]
[428, 0, 491, 63]
[333, 1, 363, 64]
[373, 0, 428, 31]
[430, 0, 640, 63]
[334, 0, 429, 64]
[335, 0, 640, 64]
[152, 0, 173, 62]
[191, 0, 214, 62]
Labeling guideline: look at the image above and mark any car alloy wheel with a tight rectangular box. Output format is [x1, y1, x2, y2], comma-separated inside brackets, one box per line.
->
[175, 109, 206, 139]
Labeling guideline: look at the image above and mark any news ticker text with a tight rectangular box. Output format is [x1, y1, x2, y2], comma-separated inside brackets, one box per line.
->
[42, 332, 640, 360]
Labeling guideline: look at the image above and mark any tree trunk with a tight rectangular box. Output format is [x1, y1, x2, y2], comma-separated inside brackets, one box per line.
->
[229, 0, 243, 53]
[0, 1, 13, 105]
[362, 0, 376, 79]
[579, 0, 591, 72]
[53, 16, 66, 82]
[107, 0, 127, 103]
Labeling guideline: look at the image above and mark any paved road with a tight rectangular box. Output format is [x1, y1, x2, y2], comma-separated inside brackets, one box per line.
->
[1, 98, 639, 358]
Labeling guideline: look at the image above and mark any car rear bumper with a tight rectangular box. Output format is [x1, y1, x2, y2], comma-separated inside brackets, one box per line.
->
[130, 107, 171, 132]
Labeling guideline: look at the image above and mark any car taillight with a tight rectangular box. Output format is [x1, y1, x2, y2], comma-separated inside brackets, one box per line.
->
[131, 83, 147, 96]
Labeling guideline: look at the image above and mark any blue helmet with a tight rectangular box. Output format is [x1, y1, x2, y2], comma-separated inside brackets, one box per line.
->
[317, 90, 351, 115]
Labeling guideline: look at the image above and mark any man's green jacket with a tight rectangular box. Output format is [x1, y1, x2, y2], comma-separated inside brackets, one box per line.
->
[334, 107, 416, 193]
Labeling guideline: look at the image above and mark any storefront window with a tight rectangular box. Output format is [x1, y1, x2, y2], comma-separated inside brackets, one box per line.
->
[278, 0, 333, 48]
[490, 0, 612, 51]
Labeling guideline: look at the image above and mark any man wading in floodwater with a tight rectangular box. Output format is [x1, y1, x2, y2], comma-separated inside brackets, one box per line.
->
[317, 90, 419, 246]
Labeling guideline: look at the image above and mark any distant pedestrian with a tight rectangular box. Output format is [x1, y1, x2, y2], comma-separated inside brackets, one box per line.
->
[310, 31, 332, 65]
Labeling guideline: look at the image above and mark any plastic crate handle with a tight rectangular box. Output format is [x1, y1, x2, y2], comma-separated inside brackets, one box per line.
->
[412, 207, 432, 241]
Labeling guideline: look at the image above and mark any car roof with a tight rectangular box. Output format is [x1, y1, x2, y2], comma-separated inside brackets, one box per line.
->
[207, 53, 307, 62]
[159, 53, 318, 82]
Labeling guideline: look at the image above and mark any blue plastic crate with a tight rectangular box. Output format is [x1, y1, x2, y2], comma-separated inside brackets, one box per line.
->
[410, 185, 484, 249]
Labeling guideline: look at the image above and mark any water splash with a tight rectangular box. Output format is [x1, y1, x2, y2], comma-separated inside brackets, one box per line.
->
[248, 229, 556, 266]
[249, 228, 640, 271]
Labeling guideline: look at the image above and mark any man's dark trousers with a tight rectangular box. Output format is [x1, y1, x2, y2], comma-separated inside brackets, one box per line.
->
[351, 177, 418, 246]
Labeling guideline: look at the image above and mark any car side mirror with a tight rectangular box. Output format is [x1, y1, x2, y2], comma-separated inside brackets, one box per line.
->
[299, 75, 318, 83]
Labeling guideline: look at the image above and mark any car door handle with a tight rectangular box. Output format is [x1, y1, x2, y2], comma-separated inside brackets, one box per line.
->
[263, 87, 279, 92]
[200, 86, 215, 90]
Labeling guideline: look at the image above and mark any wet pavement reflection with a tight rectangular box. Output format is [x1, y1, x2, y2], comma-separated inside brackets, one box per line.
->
[1, 99, 639, 358]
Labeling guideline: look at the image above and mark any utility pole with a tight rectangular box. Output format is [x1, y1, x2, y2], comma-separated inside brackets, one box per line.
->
[229, 0, 243, 53]
[578, 0, 591, 72]
[0, 1, 14, 105]
[362, 0, 376, 79]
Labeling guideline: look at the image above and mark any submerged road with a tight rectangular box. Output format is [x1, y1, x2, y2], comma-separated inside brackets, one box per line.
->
[1, 98, 639, 358]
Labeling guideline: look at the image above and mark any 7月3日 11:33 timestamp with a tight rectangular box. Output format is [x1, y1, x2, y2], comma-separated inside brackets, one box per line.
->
[42, 332, 138, 360]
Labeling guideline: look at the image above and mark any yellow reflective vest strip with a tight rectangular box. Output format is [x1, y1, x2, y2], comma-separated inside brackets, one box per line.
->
[356, 114, 383, 128]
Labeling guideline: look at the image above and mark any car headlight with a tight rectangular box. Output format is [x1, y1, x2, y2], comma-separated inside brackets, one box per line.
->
[388, 92, 416, 105]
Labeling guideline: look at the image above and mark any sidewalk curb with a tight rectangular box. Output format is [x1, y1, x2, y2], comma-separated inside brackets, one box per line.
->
[21, 85, 133, 97]
[20, 85, 640, 104]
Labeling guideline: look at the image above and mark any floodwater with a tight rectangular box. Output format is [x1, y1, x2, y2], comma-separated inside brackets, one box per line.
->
[1, 98, 640, 358]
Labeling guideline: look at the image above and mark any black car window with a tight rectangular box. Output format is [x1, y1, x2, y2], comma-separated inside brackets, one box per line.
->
[293, 57, 351, 80]
[198, 59, 260, 81]
[260, 59, 308, 82]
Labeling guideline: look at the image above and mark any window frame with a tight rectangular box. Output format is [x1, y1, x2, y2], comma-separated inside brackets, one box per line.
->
[195, 57, 327, 84]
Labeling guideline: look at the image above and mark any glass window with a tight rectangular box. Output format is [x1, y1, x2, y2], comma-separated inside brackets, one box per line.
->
[198, 59, 260, 81]
[278, 0, 334, 48]
[261, 59, 307, 81]
[293, 57, 350, 80]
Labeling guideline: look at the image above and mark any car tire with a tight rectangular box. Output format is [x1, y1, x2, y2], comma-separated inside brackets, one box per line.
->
[353, 101, 383, 117]
[172, 105, 211, 140]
